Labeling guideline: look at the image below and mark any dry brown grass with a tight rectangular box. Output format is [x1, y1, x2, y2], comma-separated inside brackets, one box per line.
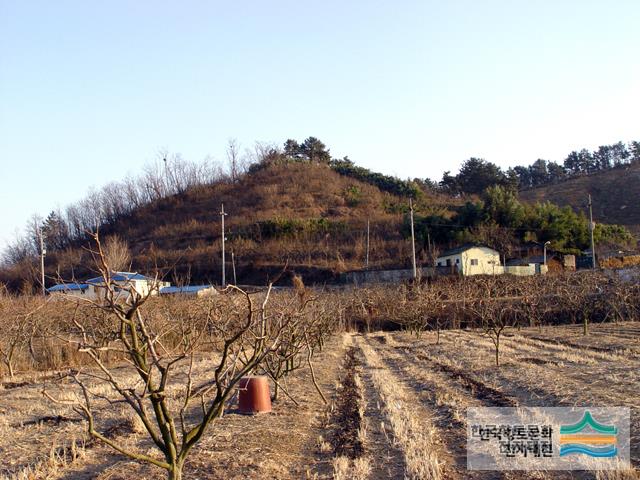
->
[0, 335, 348, 479]
[2, 282, 639, 478]
[358, 337, 444, 479]
[387, 324, 640, 477]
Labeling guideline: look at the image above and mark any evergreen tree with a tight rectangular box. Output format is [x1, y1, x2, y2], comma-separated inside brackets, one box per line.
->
[42, 211, 69, 251]
[300, 137, 331, 163]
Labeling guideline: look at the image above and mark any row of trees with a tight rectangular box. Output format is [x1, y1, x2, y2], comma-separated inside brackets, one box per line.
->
[439, 140, 640, 195]
[329, 157, 422, 198]
[248, 136, 332, 171]
[0, 240, 342, 479]
[250, 137, 424, 197]
[2, 135, 637, 290]
[1, 141, 264, 266]
[3, 137, 336, 268]
[349, 271, 639, 365]
[265, 137, 640, 199]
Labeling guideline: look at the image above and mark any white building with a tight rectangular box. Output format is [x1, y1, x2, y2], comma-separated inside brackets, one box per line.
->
[87, 272, 169, 300]
[48, 272, 170, 301]
[436, 244, 502, 276]
[159, 285, 218, 297]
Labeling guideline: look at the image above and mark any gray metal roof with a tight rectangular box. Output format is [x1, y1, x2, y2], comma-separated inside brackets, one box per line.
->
[159, 285, 214, 294]
[438, 243, 496, 257]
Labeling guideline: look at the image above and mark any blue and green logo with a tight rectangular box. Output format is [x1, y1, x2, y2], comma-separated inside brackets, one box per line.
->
[559, 411, 617, 458]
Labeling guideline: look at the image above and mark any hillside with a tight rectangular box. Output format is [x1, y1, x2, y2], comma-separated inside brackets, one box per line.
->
[519, 163, 640, 236]
[22, 163, 456, 288]
[2, 156, 636, 292]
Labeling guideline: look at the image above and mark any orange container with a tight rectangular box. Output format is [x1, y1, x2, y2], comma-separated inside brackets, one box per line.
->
[238, 376, 272, 414]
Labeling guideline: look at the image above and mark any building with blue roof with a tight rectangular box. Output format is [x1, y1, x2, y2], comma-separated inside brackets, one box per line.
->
[46, 283, 90, 297]
[47, 272, 170, 300]
[86, 271, 154, 284]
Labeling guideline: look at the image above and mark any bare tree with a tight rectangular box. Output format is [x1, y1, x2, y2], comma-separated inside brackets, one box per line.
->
[44, 233, 302, 480]
[259, 277, 333, 403]
[469, 284, 518, 367]
[480, 302, 510, 367]
[226, 138, 242, 183]
[0, 296, 47, 378]
[103, 235, 131, 271]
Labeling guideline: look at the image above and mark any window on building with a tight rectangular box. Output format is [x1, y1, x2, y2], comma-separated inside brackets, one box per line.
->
[437, 262, 442, 266]
[446, 259, 451, 266]
[456, 259, 460, 264]
[470, 259, 479, 266]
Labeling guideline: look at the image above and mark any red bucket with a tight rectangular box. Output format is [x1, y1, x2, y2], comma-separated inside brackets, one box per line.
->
[238, 376, 272, 414]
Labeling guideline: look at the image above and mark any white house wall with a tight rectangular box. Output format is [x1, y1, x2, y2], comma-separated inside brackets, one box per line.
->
[437, 247, 501, 276]
[461, 247, 501, 275]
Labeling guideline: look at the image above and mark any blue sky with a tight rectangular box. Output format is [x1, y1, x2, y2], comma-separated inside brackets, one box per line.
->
[1, 1, 639, 249]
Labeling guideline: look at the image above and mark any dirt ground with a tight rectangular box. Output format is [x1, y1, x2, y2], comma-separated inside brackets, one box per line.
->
[1, 322, 639, 479]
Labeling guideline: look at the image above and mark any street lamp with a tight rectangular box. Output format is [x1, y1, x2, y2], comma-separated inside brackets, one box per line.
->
[543, 241, 551, 266]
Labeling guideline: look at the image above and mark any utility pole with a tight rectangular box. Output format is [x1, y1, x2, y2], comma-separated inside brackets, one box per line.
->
[543, 241, 551, 266]
[365, 218, 370, 269]
[231, 251, 237, 285]
[588, 194, 596, 269]
[409, 198, 417, 279]
[39, 226, 46, 296]
[220, 203, 227, 287]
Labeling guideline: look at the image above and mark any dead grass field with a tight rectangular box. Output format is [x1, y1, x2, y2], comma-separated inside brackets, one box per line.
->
[1, 323, 638, 479]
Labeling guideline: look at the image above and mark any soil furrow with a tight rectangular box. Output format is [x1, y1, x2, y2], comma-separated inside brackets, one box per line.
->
[361, 335, 492, 480]
[355, 347, 407, 479]
[370, 334, 590, 480]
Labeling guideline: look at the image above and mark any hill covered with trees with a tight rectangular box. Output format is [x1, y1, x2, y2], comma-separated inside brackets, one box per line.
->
[0, 137, 636, 292]
[433, 138, 640, 238]
[519, 161, 640, 236]
[439, 140, 640, 194]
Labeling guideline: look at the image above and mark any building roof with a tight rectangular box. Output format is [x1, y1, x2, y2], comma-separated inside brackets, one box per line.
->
[159, 285, 215, 294]
[438, 243, 497, 258]
[47, 283, 89, 292]
[86, 271, 153, 284]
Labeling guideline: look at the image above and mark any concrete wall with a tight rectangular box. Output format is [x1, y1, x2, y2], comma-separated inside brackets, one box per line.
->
[344, 267, 435, 285]
[563, 254, 576, 270]
[343, 261, 544, 285]
[504, 264, 538, 276]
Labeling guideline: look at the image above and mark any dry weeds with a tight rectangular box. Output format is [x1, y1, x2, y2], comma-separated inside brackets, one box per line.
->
[358, 336, 445, 479]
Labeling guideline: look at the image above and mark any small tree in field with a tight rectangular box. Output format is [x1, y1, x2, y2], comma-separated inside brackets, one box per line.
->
[473, 296, 517, 367]
[559, 273, 603, 336]
[260, 276, 325, 403]
[44, 233, 299, 480]
[0, 296, 44, 378]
